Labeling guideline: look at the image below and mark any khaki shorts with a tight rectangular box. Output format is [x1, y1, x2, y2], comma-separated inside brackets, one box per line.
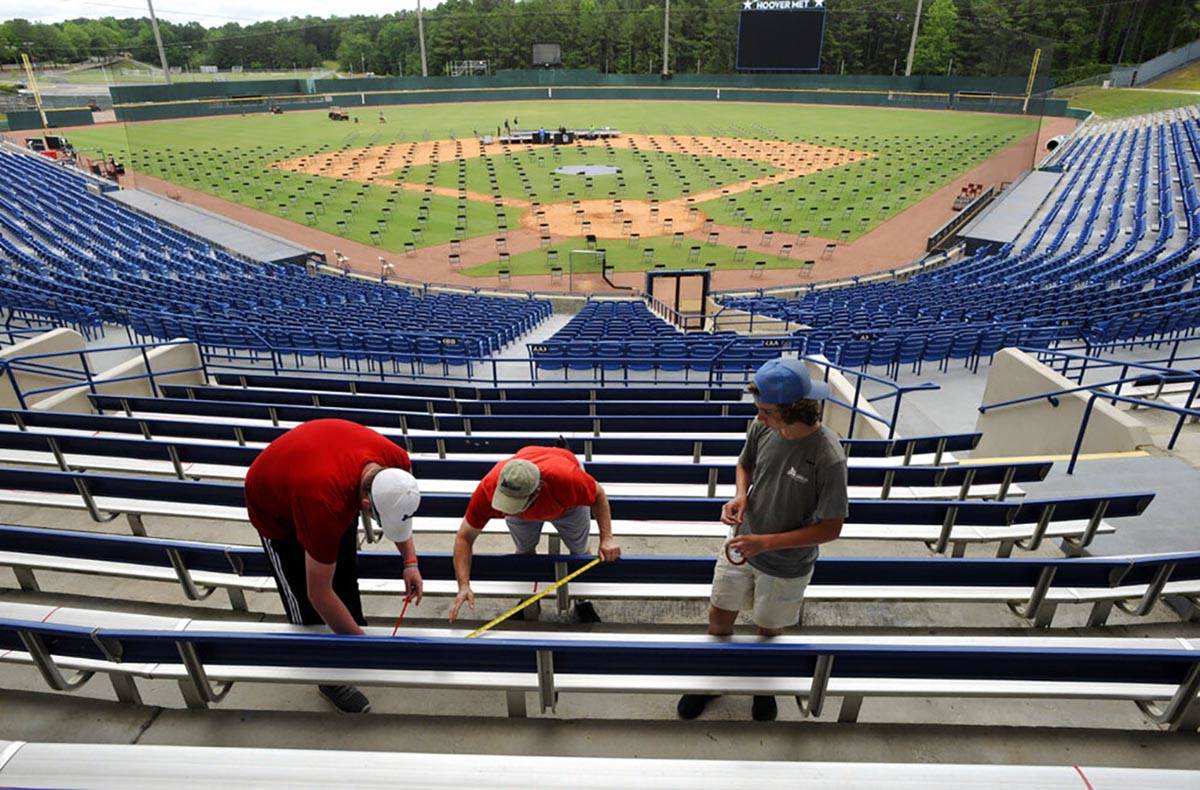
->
[710, 549, 813, 630]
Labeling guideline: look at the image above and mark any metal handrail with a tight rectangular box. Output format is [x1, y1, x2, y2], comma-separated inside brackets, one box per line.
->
[0, 335, 937, 440]
[1068, 392, 1200, 474]
[1035, 337, 1200, 383]
[0, 341, 200, 410]
[978, 346, 1200, 473]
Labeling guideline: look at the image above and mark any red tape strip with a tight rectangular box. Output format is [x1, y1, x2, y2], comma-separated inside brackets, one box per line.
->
[390, 597, 411, 637]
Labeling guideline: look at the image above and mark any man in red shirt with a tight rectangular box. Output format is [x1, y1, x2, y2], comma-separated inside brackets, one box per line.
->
[448, 445, 620, 623]
[245, 419, 423, 714]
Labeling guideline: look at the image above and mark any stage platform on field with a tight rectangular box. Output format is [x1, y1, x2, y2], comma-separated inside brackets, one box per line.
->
[495, 128, 620, 145]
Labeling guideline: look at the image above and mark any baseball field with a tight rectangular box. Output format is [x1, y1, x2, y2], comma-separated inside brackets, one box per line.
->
[65, 101, 1041, 280]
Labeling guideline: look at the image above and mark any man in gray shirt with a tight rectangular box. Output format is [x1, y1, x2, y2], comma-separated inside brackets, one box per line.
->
[678, 357, 848, 722]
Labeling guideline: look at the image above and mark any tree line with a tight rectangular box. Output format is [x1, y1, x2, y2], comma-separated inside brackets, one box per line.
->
[3, 0, 1198, 83]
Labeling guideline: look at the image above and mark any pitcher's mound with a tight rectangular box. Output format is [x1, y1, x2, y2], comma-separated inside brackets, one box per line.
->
[553, 164, 622, 176]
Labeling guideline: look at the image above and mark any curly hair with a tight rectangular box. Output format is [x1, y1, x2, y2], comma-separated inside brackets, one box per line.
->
[747, 384, 823, 426]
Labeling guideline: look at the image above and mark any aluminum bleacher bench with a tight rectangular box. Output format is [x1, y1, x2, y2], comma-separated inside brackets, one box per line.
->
[2, 742, 1195, 790]
[0, 466, 1152, 556]
[88, 392, 761, 440]
[0, 407, 981, 466]
[1, 525, 1193, 628]
[211, 373, 750, 403]
[0, 428, 1048, 500]
[162, 383, 762, 418]
[2, 602, 1198, 727]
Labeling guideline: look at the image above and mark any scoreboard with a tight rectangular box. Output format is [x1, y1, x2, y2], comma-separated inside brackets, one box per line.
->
[736, 0, 827, 72]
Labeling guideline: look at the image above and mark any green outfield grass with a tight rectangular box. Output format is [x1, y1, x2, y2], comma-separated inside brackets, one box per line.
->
[1067, 87, 1199, 119]
[65, 100, 1038, 270]
[694, 129, 1020, 242]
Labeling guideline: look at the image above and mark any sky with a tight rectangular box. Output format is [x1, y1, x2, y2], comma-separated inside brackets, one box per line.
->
[1, 0, 444, 27]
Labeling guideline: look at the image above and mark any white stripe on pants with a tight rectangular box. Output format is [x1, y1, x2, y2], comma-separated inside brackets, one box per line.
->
[262, 537, 303, 624]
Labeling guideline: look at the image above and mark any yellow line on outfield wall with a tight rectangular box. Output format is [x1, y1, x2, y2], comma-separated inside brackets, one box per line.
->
[959, 450, 1149, 465]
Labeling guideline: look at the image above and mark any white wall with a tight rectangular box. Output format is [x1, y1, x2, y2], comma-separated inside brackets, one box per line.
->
[806, 355, 888, 439]
[0, 328, 87, 409]
[973, 348, 1152, 457]
[35, 340, 205, 413]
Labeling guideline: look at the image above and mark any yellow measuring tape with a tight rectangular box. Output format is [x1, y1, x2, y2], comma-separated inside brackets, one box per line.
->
[466, 558, 601, 638]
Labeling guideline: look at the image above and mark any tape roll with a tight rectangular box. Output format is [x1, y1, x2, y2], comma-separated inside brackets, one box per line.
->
[724, 540, 747, 565]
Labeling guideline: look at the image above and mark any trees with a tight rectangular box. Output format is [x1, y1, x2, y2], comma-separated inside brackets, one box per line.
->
[2, 1, 1199, 81]
[912, 0, 958, 75]
[336, 31, 374, 74]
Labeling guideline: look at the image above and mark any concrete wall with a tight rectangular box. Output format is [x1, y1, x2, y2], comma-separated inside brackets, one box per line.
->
[35, 340, 205, 413]
[973, 348, 1152, 457]
[0, 328, 87, 409]
[806, 355, 888, 440]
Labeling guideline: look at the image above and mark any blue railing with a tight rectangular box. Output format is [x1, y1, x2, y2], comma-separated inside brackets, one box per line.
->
[0, 341, 203, 410]
[0, 338, 938, 441]
[979, 346, 1200, 473]
[1038, 337, 1200, 386]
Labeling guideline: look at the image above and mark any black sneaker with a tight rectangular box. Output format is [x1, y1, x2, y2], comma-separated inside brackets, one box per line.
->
[573, 600, 602, 623]
[677, 693, 718, 719]
[319, 684, 371, 714]
[751, 695, 777, 722]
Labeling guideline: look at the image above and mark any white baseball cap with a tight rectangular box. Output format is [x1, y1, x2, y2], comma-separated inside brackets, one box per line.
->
[370, 468, 421, 543]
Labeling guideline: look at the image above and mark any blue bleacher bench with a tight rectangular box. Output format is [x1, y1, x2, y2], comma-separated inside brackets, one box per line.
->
[0, 465, 1153, 556]
[1, 524, 1193, 628]
[0, 426, 1049, 500]
[1, 605, 1198, 727]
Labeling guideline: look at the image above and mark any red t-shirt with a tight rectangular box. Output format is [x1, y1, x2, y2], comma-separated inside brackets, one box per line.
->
[464, 446, 598, 530]
[244, 419, 411, 563]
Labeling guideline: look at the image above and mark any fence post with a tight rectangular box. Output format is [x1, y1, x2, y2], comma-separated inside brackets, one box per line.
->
[4, 362, 27, 410]
[1067, 394, 1098, 475]
[847, 374, 863, 438]
[887, 392, 902, 440]
[141, 346, 160, 398]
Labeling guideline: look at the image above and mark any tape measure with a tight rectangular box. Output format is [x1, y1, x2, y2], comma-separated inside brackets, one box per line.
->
[466, 558, 601, 638]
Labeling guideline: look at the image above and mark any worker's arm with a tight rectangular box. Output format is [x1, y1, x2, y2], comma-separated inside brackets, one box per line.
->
[449, 520, 482, 622]
[305, 553, 364, 635]
[397, 536, 423, 605]
[592, 485, 620, 561]
[720, 462, 753, 526]
[725, 518, 844, 559]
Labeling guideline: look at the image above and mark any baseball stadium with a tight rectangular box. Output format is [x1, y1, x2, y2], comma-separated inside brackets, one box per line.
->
[1, 0, 1199, 786]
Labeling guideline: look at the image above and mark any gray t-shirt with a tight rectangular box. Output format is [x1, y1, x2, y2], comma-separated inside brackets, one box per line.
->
[737, 421, 849, 578]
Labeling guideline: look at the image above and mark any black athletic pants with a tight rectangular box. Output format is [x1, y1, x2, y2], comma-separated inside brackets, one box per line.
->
[260, 521, 367, 627]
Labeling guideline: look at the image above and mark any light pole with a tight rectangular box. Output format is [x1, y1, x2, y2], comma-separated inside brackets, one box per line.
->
[661, 0, 670, 76]
[146, 0, 172, 84]
[417, 0, 429, 77]
[904, 0, 924, 77]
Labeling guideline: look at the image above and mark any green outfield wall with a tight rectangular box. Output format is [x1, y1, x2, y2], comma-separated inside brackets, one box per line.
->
[109, 70, 1066, 123]
[6, 108, 95, 131]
